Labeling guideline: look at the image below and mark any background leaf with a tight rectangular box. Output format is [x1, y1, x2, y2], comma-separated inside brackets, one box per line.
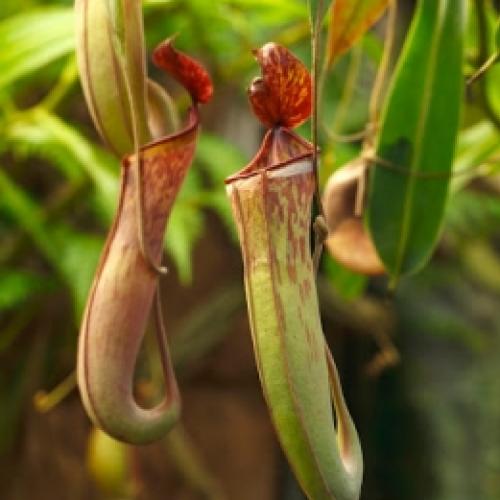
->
[3, 108, 119, 220]
[367, 0, 465, 282]
[165, 168, 204, 284]
[0, 169, 102, 317]
[496, 17, 500, 51]
[0, 7, 74, 88]
[327, 0, 389, 64]
[308, 0, 332, 28]
[0, 269, 50, 310]
[483, 6, 500, 122]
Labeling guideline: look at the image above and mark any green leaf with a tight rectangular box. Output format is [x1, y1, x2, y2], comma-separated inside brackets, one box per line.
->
[496, 17, 500, 51]
[4, 116, 86, 184]
[35, 110, 119, 216]
[0, 269, 50, 310]
[0, 170, 56, 261]
[485, 8, 500, 119]
[195, 134, 246, 237]
[451, 121, 500, 192]
[0, 169, 103, 316]
[51, 226, 103, 317]
[3, 108, 119, 222]
[367, 0, 465, 282]
[446, 191, 500, 240]
[0, 8, 74, 88]
[196, 133, 246, 185]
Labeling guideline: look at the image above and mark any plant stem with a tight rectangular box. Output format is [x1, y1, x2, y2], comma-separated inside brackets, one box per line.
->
[311, 0, 328, 274]
[368, 0, 398, 126]
[467, 52, 500, 85]
[33, 371, 77, 413]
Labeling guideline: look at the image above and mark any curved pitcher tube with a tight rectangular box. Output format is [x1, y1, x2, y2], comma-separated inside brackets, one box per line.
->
[225, 126, 363, 500]
[76, 31, 213, 444]
[78, 111, 199, 444]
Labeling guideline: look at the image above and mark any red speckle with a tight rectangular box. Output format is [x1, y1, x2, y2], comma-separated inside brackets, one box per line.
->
[302, 278, 312, 299]
[152, 39, 213, 104]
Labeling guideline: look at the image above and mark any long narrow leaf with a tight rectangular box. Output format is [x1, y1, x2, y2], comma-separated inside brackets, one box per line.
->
[4, 109, 118, 221]
[0, 8, 74, 88]
[367, 0, 465, 281]
[0, 170, 102, 315]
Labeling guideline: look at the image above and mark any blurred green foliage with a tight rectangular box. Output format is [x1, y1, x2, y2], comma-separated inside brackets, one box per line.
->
[1, 1, 500, 499]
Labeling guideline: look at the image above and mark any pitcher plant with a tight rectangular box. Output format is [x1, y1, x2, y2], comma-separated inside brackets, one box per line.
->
[225, 43, 363, 500]
[75, 0, 213, 444]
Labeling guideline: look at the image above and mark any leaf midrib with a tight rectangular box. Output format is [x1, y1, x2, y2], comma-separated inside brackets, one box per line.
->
[393, 0, 448, 280]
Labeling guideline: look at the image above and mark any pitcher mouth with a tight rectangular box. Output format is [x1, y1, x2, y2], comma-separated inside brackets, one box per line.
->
[124, 106, 199, 167]
[224, 127, 316, 185]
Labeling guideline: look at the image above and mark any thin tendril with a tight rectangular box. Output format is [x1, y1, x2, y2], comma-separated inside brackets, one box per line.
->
[33, 371, 77, 413]
[320, 3, 398, 242]
[467, 52, 500, 86]
[311, 0, 328, 275]
[354, 164, 367, 217]
[364, 152, 493, 179]
[154, 286, 180, 402]
[353, 1, 398, 216]
[323, 127, 369, 143]
[369, 0, 398, 126]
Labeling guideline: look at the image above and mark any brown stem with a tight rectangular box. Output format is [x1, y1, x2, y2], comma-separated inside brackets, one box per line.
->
[33, 371, 77, 413]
